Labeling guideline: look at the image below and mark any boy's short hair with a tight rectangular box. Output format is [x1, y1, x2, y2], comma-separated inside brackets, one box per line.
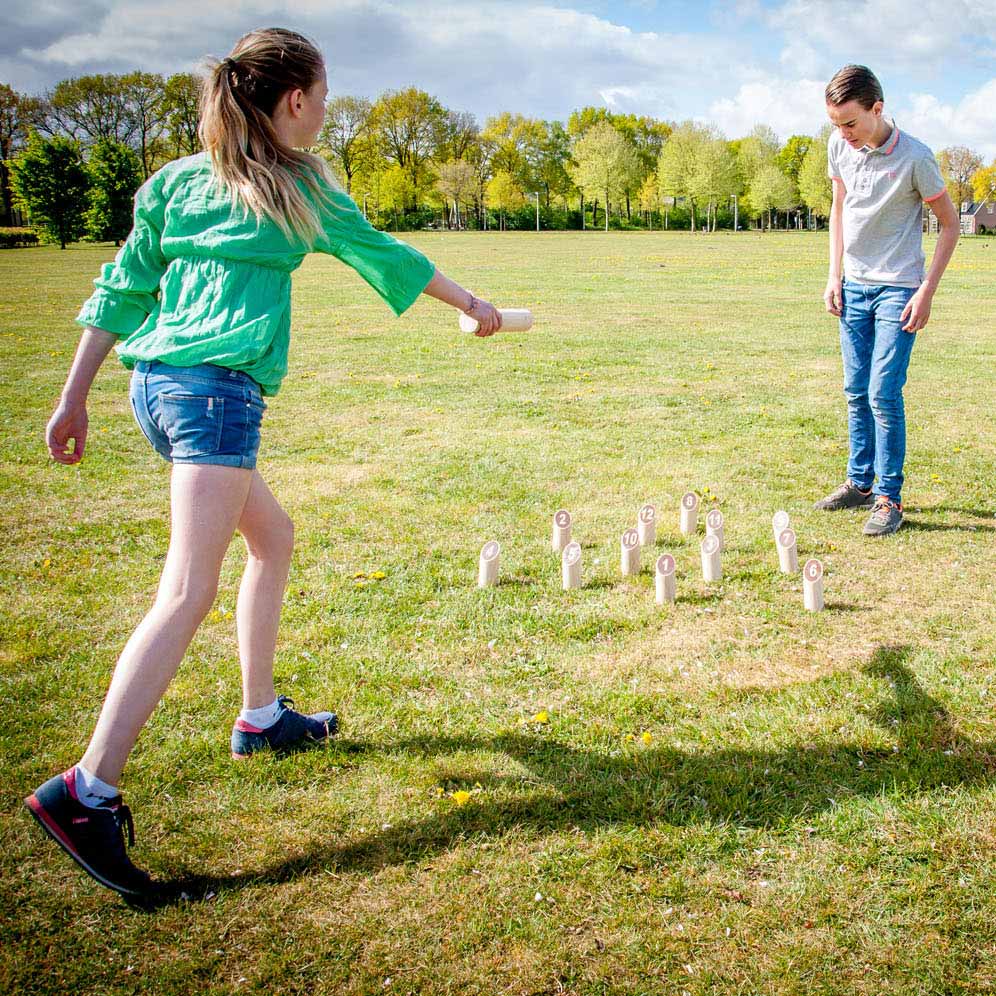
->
[825, 65, 883, 109]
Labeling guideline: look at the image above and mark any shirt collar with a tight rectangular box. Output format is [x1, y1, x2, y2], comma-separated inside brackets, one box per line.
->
[862, 120, 900, 156]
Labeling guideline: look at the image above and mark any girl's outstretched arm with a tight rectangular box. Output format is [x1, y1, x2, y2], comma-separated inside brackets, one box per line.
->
[46, 326, 117, 464]
[422, 268, 503, 337]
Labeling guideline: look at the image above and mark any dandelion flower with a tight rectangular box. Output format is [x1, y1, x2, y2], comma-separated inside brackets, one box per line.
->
[531, 710, 550, 724]
[370, 571, 387, 580]
[451, 790, 471, 806]
[641, 731, 653, 745]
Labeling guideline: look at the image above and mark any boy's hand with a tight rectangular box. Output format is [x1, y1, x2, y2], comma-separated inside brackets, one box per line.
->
[46, 401, 89, 464]
[901, 286, 932, 332]
[823, 277, 842, 317]
[467, 297, 502, 336]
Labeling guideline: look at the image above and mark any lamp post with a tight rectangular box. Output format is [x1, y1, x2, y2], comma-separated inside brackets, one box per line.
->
[533, 191, 540, 232]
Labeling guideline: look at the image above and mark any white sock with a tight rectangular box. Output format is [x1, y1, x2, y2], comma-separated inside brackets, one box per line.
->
[240, 697, 282, 730]
[74, 763, 119, 809]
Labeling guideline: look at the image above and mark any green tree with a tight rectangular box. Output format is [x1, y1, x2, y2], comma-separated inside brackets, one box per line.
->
[799, 125, 832, 220]
[9, 133, 90, 248]
[378, 164, 413, 230]
[162, 72, 201, 158]
[119, 71, 168, 178]
[570, 120, 639, 231]
[43, 74, 136, 145]
[85, 138, 142, 244]
[971, 162, 996, 204]
[658, 121, 711, 232]
[736, 124, 780, 221]
[436, 158, 476, 228]
[776, 134, 812, 184]
[0, 84, 42, 225]
[938, 146, 983, 210]
[637, 173, 660, 228]
[485, 169, 523, 230]
[690, 134, 739, 231]
[371, 88, 447, 211]
[748, 163, 798, 230]
[319, 95, 375, 194]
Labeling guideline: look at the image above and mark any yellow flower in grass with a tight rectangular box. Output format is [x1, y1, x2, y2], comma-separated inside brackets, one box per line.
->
[641, 731, 653, 746]
[531, 710, 550, 725]
[370, 571, 387, 580]
[451, 790, 471, 807]
[352, 571, 367, 579]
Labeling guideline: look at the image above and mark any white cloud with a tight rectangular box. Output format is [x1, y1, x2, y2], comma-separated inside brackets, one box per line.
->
[708, 77, 828, 140]
[766, 0, 996, 71]
[898, 78, 996, 159]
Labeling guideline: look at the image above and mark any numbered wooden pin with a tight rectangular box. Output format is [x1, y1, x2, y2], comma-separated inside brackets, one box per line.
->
[655, 553, 676, 604]
[803, 558, 825, 611]
[777, 528, 798, 573]
[772, 510, 790, 543]
[551, 508, 572, 553]
[705, 508, 725, 550]
[620, 527, 641, 576]
[700, 533, 722, 582]
[680, 492, 699, 535]
[478, 540, 500, 587]
[637, 503, 657, 546]
[562, 541, 582, 589]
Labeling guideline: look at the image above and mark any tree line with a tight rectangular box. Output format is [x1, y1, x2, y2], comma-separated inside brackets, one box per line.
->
[3, 73, 994, 246]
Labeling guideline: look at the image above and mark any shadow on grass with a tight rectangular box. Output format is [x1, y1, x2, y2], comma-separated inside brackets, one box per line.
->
[155, 644, 996, 908]
[901, 518, 996, 534]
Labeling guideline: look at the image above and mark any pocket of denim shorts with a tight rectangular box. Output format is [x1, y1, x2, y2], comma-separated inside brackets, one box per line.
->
[159, 393, 225, 459]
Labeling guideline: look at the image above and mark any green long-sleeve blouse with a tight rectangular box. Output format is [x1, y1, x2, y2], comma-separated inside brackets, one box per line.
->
[76, 153, 436, 395]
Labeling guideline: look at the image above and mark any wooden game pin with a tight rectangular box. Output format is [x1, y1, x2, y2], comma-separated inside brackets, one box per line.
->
[551, 508, 572, 553]
[777, 528, 798, 573]
[478, 540, 500, 587]
[772, 510, 790, 543]
[680, 492, 699, 535]
[705, 507, 725, 550]
[700, 533, 722, 581]
[620, 527, 641, 576]
[459, 308, 534, 334]
[562, 541, 582, 589]
[637, 503, 657, 546]
[803, 558, 825, 611]
[655, 553, 676, 603]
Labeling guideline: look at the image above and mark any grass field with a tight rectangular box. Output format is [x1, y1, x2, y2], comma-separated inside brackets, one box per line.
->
[2, 230, 996, 995]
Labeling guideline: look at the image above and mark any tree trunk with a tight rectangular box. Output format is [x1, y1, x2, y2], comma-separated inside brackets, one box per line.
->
[604, 188, 609, 232]
[581, 193, 585, 230]
[626, 193, 631, 220]
[690, 199, 696, 233]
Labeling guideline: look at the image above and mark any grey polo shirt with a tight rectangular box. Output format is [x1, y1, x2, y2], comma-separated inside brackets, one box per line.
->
[828, 123, 946, 287]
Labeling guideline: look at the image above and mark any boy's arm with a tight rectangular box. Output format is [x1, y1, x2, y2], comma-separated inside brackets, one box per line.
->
[901, 191, 959, 332]
[824, 178, 845, 317]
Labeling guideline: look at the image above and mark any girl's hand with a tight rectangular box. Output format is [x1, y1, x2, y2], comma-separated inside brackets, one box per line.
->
[46, 400, 89, 464]
[466, 296, 502, 337]
[823, 277, 842, 317]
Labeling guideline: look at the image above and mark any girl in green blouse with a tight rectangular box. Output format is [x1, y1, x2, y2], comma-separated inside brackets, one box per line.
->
[26, 27, 502, 901]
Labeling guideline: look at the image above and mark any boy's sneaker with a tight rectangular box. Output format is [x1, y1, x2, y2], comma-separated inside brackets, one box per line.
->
[863, 496, 903, 536]
[23, 769, 154, 899]
[814, 480, 875, 511]
[231, 695, 338, 759]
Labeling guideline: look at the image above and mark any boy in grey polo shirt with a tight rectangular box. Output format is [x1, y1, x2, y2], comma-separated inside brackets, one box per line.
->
[815, 65, 959, 535]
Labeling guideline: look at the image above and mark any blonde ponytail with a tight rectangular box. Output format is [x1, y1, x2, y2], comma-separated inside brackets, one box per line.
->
[198, 28, 339, 244]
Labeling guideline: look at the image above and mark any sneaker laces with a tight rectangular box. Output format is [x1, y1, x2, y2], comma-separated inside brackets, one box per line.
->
[871, 496, 897, 520]
[107, 801, 136, 848]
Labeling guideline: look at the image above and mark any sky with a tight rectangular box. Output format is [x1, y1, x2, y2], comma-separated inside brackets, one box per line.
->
[3, 0, 996, 157]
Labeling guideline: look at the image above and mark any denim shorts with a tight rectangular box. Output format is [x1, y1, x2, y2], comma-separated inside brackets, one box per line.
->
[129, 361, 266, 469]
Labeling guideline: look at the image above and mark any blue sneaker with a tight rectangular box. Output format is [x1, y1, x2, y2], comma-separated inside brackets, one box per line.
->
[230, 695, 338, 759]
[24, 769, 154, 899]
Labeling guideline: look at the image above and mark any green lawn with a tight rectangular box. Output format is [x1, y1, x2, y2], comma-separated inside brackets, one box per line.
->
[2, 231, 996, 995]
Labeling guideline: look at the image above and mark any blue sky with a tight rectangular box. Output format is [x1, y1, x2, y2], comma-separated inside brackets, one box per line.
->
[3, 0, 996, 156]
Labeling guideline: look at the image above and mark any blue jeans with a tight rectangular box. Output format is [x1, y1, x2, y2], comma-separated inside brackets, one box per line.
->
[839, 282, 917, 503]
[129, 361, 266, 469]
